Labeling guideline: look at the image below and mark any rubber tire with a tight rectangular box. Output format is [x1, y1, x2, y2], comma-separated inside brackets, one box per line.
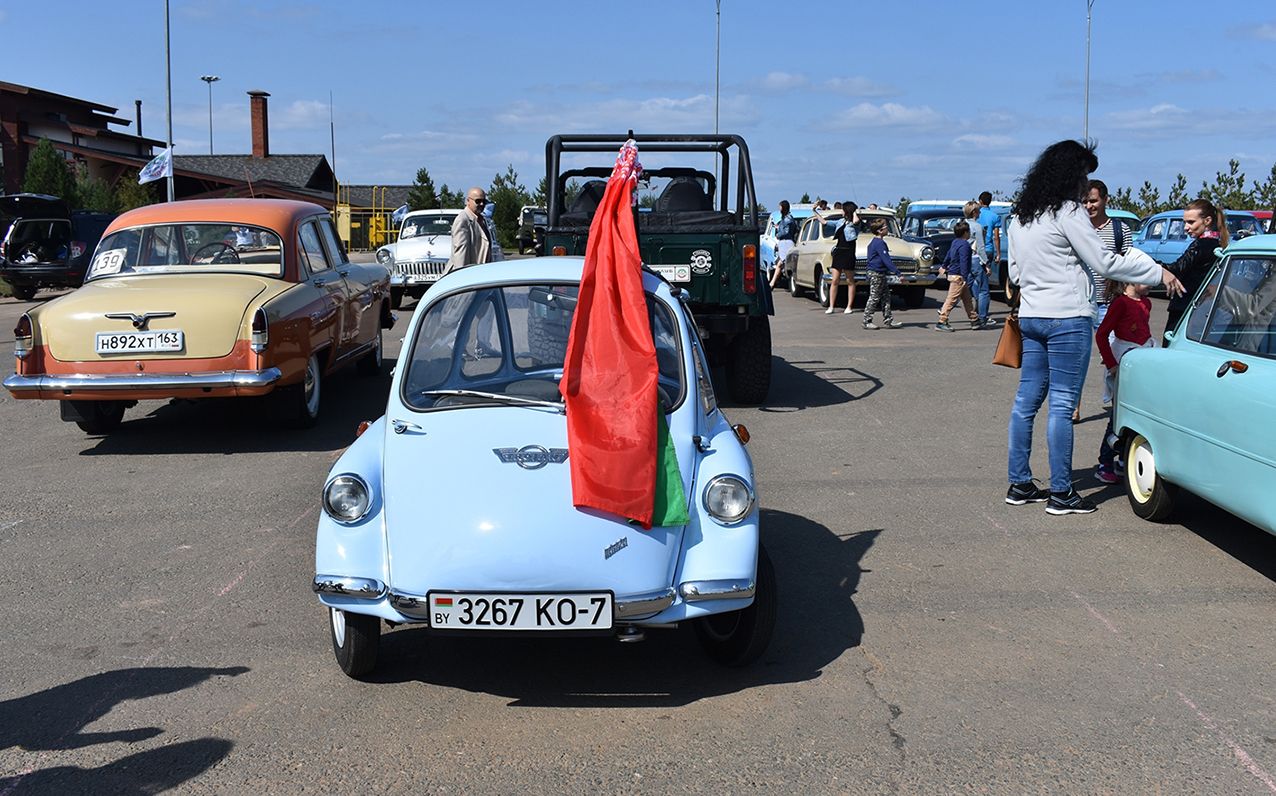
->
[816, 268, 829, 307]
[357, 326, 383, 377]
[694, 544, 777, 667]
[787, 269, 804, 297]
[329, 607, 380, 679]
[725, 316, 772, 404]
[903, 286, 925, 309]
[11, 284, 36, 301]
[1125, 432, 1177, 521]
[279, 354, 322, 428]
[389, 287, 404, 311]
[72, 400, 126, 435]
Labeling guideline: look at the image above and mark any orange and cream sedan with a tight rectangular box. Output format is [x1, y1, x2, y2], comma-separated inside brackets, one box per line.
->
[4, 199, 393, 434]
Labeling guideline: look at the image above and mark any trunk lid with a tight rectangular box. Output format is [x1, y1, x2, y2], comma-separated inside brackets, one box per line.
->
[382, 406, 693, 598]
[39, 273, 274, 361]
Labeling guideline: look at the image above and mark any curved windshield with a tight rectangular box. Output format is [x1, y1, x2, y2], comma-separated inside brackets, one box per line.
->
[857, 215, 902, 236]
[921, 215, 962, 234]
[400, 215, 455, 240]
[89, 223, 284, 279]
[402, 283, 684, 412]
[1227, 215, 1264, 239]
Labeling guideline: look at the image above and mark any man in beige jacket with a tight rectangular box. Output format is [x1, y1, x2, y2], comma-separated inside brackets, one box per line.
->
[446, 187, 492, 273]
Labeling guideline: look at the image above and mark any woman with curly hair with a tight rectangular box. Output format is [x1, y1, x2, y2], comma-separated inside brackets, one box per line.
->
[1004, 140, 1184, 515]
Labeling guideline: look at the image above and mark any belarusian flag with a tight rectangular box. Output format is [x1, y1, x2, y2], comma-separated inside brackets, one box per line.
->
[560, 141, 688, 529]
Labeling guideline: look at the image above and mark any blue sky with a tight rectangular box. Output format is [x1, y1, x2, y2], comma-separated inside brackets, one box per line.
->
[6, 1, 1276, 208]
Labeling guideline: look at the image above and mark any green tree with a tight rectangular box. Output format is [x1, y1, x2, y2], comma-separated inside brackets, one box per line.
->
[532, 176, 548, 208]
[799, 192, 811, 204]
[562, 178, 582, 212]
[406, 167, 440, 210]
[488, 164, 532, 249]
[1252, 163, 1276, 210]
[1136, 181, 1163, 217]
[22, 138, 75, 202]
[1108, 186, 1137, 214]
[113, 169, 157, 212]
[73, 164, 114, 212]
[893, 196, 911, 220]
[1165, 173, 1190, 210]
[438, 183, 462, 208]
[1200, 159, 1250, 209]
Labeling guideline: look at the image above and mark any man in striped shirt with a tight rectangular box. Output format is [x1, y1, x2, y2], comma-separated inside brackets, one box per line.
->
[1081, 179, 1133, 415]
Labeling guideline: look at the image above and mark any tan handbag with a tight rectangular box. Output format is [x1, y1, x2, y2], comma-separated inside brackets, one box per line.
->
[992, 289, 1022, 368]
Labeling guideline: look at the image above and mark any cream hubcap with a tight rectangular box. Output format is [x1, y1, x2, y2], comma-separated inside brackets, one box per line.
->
[1129, 435, 1157, 501]
[330, 607, 346, 647]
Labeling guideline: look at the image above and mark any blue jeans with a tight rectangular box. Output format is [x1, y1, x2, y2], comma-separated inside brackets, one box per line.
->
[1008, 316, 1093, 493]
[968, 265, 991, 321]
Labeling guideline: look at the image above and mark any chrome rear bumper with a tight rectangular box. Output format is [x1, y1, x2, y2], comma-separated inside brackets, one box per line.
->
[679, 579, 756, 602]
[313, 575, 386, 599]
[4, 367, 282, 393]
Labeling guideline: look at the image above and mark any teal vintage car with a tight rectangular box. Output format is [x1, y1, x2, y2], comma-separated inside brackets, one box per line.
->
[1113, 234, 1276, 533]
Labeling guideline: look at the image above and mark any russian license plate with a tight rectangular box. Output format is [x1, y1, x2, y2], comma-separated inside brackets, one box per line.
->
[427, 592, 613, 631]
[406, 274, 440, 284]
[649, 265, 692, 283]
[95, 330, 184, 354]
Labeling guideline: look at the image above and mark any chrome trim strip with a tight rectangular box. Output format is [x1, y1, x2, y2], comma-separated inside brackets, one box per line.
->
[3, 367, 282, 393]
[679, 579, 756, 602]
[614, 588, 676, 618]
[313, 575, 385, 599]
[388, 591, 430, 619]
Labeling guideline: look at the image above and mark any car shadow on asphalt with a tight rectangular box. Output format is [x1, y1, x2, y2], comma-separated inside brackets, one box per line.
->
[0, 666, 244, 792]
[76, 367, 393, 456]
[732, 357, 880, 411]
[363, 511, 878, 707]
[1078, 473, 1276, 582]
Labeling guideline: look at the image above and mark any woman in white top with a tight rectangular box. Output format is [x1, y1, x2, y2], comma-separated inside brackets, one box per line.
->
[1003, 140, 1184, 516]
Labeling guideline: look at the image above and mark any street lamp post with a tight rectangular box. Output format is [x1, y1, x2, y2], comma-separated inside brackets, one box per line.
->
[200, 75, 220, 154]
[1084, 0, 1094, 140]
[714, 0, 721, 137]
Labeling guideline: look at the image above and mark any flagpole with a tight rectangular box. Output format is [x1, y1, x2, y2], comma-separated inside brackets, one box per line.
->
[164, 0, 175, 202]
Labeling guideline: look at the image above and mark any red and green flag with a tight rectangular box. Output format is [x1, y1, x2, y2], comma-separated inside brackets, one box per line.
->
[560, 141, 688, 529]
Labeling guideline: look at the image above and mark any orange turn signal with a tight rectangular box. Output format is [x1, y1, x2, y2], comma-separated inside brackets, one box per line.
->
[732, 424, 751, 445]
[355, 420, 371, 438]
[552, 246, 567, 256]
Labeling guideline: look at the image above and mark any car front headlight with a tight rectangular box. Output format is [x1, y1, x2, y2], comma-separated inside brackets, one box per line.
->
[920, 246, 934, 263]
[703, 475, 755, 524]
[376, 249, 393, 265]
[323, 474, 371, 524]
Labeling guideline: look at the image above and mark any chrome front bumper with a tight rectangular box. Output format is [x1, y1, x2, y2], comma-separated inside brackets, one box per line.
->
[313, 575, 386, 599]
[679, 579, 756, 602]
[4, 367, 282, 393]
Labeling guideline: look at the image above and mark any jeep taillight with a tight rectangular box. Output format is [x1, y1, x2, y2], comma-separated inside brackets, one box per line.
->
[251, 308, 269, 353]
[14, 313, 32, 360]
[742, 244, 757, 294]
[70, 241, 87, 260]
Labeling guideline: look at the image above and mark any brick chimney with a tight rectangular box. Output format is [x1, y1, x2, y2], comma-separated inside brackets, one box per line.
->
[248, 90, 270, 158]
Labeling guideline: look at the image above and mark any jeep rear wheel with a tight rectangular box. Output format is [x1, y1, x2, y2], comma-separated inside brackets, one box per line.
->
[726, 316, 771, 404]
[694, 545, 776, 667]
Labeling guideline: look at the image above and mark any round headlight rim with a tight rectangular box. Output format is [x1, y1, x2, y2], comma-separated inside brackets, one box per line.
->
[323, 473, 373, 525]
[920, 245, 934, 262]
[702, 473, 756, 525]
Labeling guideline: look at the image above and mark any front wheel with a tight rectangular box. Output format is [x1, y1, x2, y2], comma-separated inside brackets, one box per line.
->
[725, 316, 772, 404]
[694, 545, 777, 667]
[329, 607, 380, 678]
[11, 284, 37, 301]
[816, 268, 829, 307]
[1125, 432, 1177, 521]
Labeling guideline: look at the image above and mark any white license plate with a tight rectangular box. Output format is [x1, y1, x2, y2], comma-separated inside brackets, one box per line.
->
[427, 592, 613, 631]
[95, 330, 184, 354]
[406, 274, 440, 284]
[650, 265, 692, 283]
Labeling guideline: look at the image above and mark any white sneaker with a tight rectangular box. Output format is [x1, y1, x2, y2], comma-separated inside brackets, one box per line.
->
[843, 307, 854, 315]
[824, 307, 834, 314]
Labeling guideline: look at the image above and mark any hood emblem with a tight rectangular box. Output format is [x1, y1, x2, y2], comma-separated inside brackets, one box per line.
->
[493, 445, 569, 470]
[105, 311, 176, 330]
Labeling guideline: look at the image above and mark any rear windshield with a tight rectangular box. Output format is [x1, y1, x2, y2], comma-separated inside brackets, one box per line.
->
[89, 223, 285, 279]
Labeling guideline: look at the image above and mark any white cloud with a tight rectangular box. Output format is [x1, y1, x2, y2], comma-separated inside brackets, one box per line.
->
[1229, 21, 1276, 40]
[759, 72, 807, 91]
[822, 77, 895, 98]
[494, 94, 758, 133]
[952, 134, 1015, 150]
[274, 99, 331, 130]
[826, 102, 945, 130]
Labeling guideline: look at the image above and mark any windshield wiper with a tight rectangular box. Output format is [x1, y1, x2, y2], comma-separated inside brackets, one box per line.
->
[418, 389, 565, 413]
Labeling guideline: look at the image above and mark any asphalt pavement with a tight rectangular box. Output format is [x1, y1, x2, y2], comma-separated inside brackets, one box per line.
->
[0, 283, 1273, 794]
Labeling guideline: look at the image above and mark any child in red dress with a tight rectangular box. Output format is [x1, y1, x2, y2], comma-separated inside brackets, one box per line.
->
[1095, 279, 1154, 483]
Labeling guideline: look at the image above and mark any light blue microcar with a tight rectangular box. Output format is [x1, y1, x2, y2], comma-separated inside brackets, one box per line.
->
[1114, 235, 1276, 534]
[313, 257, 774, 678]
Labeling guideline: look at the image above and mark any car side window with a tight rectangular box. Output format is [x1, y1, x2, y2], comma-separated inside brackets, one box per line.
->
[691, 337, 716, 415]
[1197, 257, 1276, 356]
[318, 219, 348, 265]
[298, 221, 330, 274]
[460, 291, 503, 378]
[1184, 264, 1226, 343]
[1167, 220, 1186, 241]
[1145, 219, 1165, 241]
[903, 217, 918, 236]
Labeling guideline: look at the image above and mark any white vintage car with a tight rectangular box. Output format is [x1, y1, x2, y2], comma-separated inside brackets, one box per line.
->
[377, 208, 504, 308]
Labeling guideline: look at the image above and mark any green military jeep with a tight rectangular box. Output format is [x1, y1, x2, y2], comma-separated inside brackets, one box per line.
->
[544, 134, 772, 404]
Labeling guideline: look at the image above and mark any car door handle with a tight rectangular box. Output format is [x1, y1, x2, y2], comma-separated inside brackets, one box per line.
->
[338, 268, 351, 277]
[1216, 360, 1249, 378]
[391, 419, 423, 435]
[313, 277, 336, 287]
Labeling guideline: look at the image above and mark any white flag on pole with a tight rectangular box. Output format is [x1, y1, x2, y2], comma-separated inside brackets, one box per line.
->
[138, 147, 173, 184]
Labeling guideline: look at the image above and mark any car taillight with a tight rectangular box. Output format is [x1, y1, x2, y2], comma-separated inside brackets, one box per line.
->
[70, 241, 87, 260]
[14, 313, 32, 359]
[552, 246, 567, 256]
[251, 308, 269, 352]
[742, 244, 757, 294]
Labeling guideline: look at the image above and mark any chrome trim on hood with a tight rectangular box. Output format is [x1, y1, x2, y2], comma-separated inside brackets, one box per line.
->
[614, 588, 676, 618]
[313, 575, 386, 599]
[679, 579, 756, 602]
[4, 368, 282, 393]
